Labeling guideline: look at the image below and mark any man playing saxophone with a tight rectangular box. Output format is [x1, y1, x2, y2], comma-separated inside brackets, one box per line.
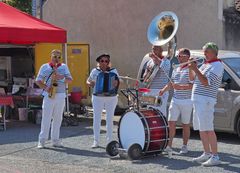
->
[35, 49, 73, 148]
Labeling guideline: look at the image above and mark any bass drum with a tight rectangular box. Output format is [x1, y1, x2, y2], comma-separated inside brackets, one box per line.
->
[118, 108, 169, 155]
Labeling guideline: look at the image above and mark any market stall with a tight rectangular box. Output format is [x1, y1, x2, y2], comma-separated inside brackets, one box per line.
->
[0, 2, 67, 129]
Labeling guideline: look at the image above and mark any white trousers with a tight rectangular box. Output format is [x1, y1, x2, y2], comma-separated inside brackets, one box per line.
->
[92, 95, 118, 143]
[146, 89, 169, 117]
[39, 94, 65, 143]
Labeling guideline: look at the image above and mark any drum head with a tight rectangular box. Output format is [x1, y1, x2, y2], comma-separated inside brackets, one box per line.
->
[119, 111, 145, 150]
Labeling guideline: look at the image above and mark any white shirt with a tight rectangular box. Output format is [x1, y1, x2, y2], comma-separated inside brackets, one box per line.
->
[192, 61, 224, 104]
[171, 66, 193, 104]
[146, 57, 171, 90]
[36, 63, 72, 97]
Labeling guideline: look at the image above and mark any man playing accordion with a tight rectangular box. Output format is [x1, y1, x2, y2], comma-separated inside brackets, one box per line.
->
[87, 53, 119, 148]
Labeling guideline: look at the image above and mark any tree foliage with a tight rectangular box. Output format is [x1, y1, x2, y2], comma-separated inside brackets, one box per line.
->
[3, 0, 32, 14]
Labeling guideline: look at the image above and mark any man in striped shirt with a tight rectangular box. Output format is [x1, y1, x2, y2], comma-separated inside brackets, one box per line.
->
[160, 48, 194, 154]
[142, 45, 170, 117]
[35, 49, 73, 149]
[189, 42, 224, 166]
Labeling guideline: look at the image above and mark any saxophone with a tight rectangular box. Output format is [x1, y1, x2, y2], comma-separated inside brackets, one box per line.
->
[48, 65, 58, 99]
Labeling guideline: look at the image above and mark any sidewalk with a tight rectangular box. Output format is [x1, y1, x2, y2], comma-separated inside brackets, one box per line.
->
[0, 117, 240, 173]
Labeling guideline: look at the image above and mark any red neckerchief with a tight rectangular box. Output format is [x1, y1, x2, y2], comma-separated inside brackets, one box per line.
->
[180, 64, 188, 70]
[49, 62, 62, 68]
[204, 58, 222, 64]
[159, 55, 164, 60]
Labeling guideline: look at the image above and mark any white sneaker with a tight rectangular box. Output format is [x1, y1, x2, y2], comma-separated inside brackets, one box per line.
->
[164, 146, 173, 153]
[164, 146, 173, 158]
[179, 145, 188, 154]
[52, 142, 63, 147]
[193, 152, 211, 163]
[91, 141, 99, 148]
[37, 142, 45, 149]
[202, 155, 221, 166]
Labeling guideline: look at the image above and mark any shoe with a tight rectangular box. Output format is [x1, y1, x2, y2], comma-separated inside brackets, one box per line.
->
[164, 146, 173, 153]
[37, 142, 45, 149]
[52, 142, 63, 147]
[193, 152, 211, 163]
[202, 155, 221, 166]
[164, 146, 173, 157]
[52, 140, 63, 147]
[91, 141, 99, 148]
[179, 145, 188, 154]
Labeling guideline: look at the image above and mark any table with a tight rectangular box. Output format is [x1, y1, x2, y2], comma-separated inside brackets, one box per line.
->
[0, 95, 14, 131]
[22, 88, 42, 108]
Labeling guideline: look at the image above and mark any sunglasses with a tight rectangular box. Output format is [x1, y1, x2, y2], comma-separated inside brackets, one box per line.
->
[53, 55, 61, 59]
[100, 60, 109, 63]
[177, 54, 189, 58]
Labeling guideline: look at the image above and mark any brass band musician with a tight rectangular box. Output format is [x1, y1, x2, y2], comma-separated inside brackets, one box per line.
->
[35, 49, 73, 148]
[141, 45, 171, 117]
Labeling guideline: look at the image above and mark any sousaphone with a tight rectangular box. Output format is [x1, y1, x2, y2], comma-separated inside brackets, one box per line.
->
[138, 11, 179, 85]
[147, 11, 178, 50]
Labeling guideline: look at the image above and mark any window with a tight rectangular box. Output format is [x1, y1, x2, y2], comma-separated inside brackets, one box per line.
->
[222, 70, 240, 90]
[223, 58, 240, 78]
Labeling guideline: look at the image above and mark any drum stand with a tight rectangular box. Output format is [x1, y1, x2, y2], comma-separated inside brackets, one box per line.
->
[119, 76, 141, 111]
[106, 78, 146, 160]
[106, 140, 142, 160]
[105, 77, 143, 160]
[120, 88, 139, 111]
[106, 77, 169, 160]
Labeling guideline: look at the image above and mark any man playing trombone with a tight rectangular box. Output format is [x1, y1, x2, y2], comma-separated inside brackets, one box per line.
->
[189, 42, 223, 166]
[160, 48, 194, 154]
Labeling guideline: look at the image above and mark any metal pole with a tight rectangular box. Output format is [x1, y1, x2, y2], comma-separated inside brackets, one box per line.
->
[32, 0, 37, 16]
[40, 0, 43, 19]
[63, 43, 69, 115]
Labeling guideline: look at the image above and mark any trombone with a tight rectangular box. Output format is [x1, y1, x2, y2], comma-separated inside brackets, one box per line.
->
[172, 56, 205, 69]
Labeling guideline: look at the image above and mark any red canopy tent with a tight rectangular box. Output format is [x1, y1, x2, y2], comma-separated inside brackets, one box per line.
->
[0, 2, 66, 44]
[0, 2, 70, 113]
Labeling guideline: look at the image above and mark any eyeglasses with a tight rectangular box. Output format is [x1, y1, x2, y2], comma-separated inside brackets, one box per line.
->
[100, 60, 109, 63]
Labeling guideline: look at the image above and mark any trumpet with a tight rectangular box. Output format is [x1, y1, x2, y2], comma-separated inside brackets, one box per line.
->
[172, 56, 205, 69]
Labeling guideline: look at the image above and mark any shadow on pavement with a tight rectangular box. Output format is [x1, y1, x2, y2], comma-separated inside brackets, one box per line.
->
[0, 118, 95, 145]
[130, 150, 240, 172]
[174, 128, 240, 145]
[46, 146, 108, 158]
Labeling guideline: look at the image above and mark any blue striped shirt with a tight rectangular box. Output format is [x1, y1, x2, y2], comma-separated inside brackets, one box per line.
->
[192, 61, 224, 103]
[148, 57, 171, 89]
[171, 67, 192, 101]
[36, 63, 72, 97]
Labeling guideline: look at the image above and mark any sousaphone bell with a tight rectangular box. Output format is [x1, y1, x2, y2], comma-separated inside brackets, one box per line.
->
[147, 11, 179, 47]
[138, 11, 179, 85]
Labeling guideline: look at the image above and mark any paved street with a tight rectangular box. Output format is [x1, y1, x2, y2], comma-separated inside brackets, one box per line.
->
[0, 117, 240, 173]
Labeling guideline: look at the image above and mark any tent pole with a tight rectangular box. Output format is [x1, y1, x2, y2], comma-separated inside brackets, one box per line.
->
[63, 43, 70, 116]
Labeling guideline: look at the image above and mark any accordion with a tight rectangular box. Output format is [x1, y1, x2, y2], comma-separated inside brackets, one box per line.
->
[93, 72, 119, 96]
